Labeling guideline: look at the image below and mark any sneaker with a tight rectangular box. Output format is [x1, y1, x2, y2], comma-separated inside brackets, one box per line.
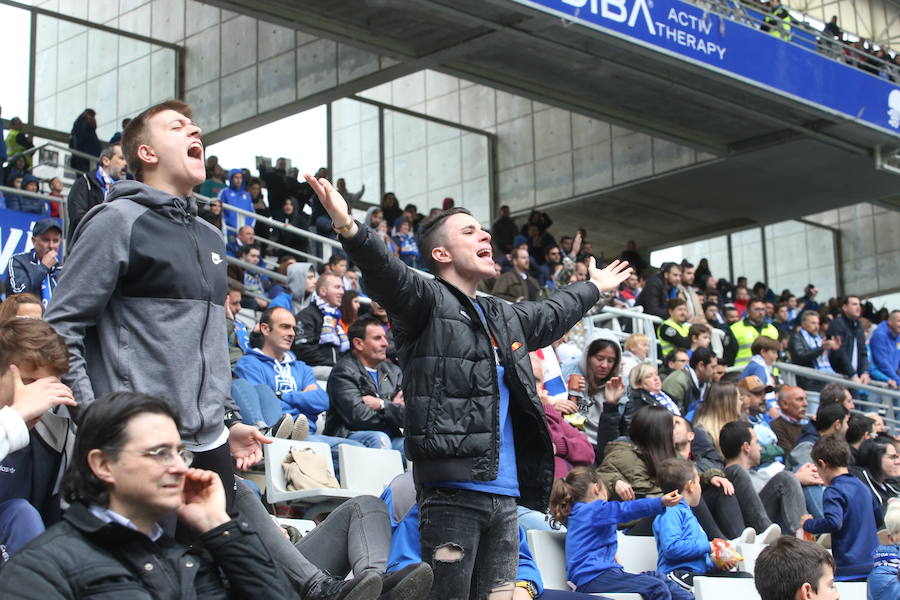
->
[307, 572, 382, 600]
[731, 527, 755, 545]
[380, 563, 433, 600]
[667, 570, 694, 591]
[292, 413, 310, 441]
[274, 414, 295, 439]
[758, 523, 781, 545]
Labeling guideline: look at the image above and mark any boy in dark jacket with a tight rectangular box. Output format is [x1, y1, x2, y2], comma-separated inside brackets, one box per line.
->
[801, 433, 882, 580]
[304, 174, 631, 600]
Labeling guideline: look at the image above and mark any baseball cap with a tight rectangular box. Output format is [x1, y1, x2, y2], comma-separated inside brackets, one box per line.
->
[32, 218, 62, 237]
[738, 375, 775, 394]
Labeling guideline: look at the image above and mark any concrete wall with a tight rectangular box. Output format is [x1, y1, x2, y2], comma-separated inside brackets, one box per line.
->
[359, 70, 711, 219]
[33, 0, 397, 141]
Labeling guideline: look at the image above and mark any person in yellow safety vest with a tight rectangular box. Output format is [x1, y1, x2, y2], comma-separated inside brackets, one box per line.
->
[765, 0, 792, 41]
[658, 298, 692, 358]
[724, 298, 779, 368]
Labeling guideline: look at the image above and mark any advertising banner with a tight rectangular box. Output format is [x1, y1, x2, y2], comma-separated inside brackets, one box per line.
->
[512, 0, 900, 136]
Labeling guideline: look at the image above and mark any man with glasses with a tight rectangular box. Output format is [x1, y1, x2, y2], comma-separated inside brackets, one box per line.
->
[0, 391, 295, 598]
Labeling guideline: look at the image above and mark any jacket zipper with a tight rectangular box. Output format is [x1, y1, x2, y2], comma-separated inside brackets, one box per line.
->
[177, 199, 211, 444]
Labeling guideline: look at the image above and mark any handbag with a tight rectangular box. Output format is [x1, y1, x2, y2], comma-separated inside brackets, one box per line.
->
[282, 446, 339, 490]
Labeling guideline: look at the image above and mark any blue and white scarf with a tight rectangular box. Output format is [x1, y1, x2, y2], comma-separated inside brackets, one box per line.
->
[799, 329, 835, 373]
[650, 391, 681, 416]
[313, 293, 349, 353]
[32, 250, 59, 307]
[94, 166, 114, 198]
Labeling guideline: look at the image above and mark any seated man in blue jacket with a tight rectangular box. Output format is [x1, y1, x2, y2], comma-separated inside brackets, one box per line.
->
[4, 218, 61, 305]
[233, 306, 363, 468]
[869, 310, 900, 389]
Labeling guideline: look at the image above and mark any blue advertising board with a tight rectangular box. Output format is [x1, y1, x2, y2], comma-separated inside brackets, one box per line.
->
[512, 0, 900, 137]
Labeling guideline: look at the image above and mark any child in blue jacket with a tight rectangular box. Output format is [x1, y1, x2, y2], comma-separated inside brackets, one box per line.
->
[653, 458, 749, 585]
[801, 434, 882, 581]
[868, 500, 900, 600]
[547, 466, 688, 600]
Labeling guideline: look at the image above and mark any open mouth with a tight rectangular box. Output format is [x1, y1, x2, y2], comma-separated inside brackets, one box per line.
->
[476, 248, 492, 259]
[187, 141, 204, 160]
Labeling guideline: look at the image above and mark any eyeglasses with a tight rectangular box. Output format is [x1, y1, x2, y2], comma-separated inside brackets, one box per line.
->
[118, 446, 194, 467]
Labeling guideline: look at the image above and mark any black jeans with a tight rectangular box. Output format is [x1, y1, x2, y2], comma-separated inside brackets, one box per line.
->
[419, 487, 518, 600]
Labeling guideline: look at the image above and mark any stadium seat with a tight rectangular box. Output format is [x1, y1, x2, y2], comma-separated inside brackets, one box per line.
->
[338, 445, 404, 494]
[834, 582, 867, 600]
[737, 543, 769, 575]
[692, 576, 760, 600]
[525, 530, 640, 600]
[263, 438, 359, 518]
[615, 531, 659, 573]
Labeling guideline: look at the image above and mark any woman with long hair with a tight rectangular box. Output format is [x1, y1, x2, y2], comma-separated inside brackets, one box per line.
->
[599, 406, 744, 539]
[338, 290, 360, 333]
[692, 383, 742, 469]
[560, 332, 627, 460]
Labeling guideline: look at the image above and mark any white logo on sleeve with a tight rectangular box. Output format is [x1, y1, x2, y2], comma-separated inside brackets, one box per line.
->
[211, 252, 223, 265]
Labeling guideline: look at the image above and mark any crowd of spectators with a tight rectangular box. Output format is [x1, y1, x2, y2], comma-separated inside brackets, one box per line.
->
[2, 100, 900, 600]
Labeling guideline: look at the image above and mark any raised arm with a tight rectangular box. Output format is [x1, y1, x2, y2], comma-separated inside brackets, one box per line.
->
[303, 175, 434, 329]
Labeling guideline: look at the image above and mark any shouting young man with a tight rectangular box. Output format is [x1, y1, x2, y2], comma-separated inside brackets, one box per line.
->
[304, 175, 631, 599]
[46, 101, 268, 514]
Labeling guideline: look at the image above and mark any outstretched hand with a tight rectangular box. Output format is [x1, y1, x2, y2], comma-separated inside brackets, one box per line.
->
[303, 174, 357, 237]
[228, 423, 271, 471]
[587, 257, 632, 294]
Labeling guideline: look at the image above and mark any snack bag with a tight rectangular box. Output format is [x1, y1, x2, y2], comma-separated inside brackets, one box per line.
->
[710, 538, 744, 570]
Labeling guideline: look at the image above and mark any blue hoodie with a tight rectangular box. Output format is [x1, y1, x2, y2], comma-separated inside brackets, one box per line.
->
[233, 349, 328, 427]
[868, 544, 900, 600]
[219, 169, 254, 231]
[6, 175, 48, 215]
[653, 499, 713, 575]
[869, 321, 900, 382]
[803, 473, 882, 580]
[566, 496, 665, 587]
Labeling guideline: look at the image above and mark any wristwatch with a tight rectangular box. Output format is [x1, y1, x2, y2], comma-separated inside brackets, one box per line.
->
[332, 218, 355, 234]
[515, 581, 538, 599]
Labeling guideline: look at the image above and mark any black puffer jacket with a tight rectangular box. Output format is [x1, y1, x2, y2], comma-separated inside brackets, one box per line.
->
[293, 302, 344, 367]
[323, 352, 404, 439]
[0, 503, 293, 599]
[342, 223, 600, 510]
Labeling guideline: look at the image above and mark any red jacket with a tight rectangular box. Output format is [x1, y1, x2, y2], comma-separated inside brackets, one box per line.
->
[544, 403, 596, 478]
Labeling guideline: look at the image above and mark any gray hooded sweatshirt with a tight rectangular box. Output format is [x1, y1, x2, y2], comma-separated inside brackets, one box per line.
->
[560, 329, 623, 446]
[45, 181, 233, 447]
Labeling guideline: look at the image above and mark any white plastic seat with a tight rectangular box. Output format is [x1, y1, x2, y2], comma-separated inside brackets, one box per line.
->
[275, 517, 317, 536]
[615, 531, 659, 573]
[834, 582, 868, 600]
[737, 542, 769, 575]
[338, 444, 404, 494]
[692, 576, 760, 600]
[263, 438, 360, 511]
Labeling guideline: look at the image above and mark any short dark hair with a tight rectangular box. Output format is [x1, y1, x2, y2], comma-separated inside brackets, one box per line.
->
[840, 295, 859, 306]
[328, 254, 347, 267]
[846, 415, 875, 446]
[811, 433, 852, 468]
[655, 457, 697, 494]
[660, 262, 680, 275]
[99, 143, 120, 162]
[819, 383, 849, 407]
[258, 306, 292, 329]
[347, 315, 383, 344]
[702, 302, 717, 312]
[666, 298, 686, 312]
[122, 100, 192, 182]
[418, 206, 473, 272]
[814, 403, 848, 433]
[61, 392, 180, 506]
[719, 420, 754, 460]
[688, 323, 710, 338]
[754, 537, 835, 600]
[238, 243, 259, 258]
[689, 346, 715, 370]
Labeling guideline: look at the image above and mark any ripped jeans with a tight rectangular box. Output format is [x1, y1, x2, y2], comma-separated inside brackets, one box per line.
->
[419, 487, 518, 600]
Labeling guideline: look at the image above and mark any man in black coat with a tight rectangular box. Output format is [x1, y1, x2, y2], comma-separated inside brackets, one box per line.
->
[323, 316, 405, 456]
[293, 272, 348, 376]
[827, 295, 871, 385]
[303, 174, 631, 600]
[0, 392, 294, 599]
[636, 262, 681, 319]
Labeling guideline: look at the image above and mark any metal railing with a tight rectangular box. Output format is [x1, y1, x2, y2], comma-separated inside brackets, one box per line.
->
[583, 305, 664, 364]
[775, 361, 900, 433]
